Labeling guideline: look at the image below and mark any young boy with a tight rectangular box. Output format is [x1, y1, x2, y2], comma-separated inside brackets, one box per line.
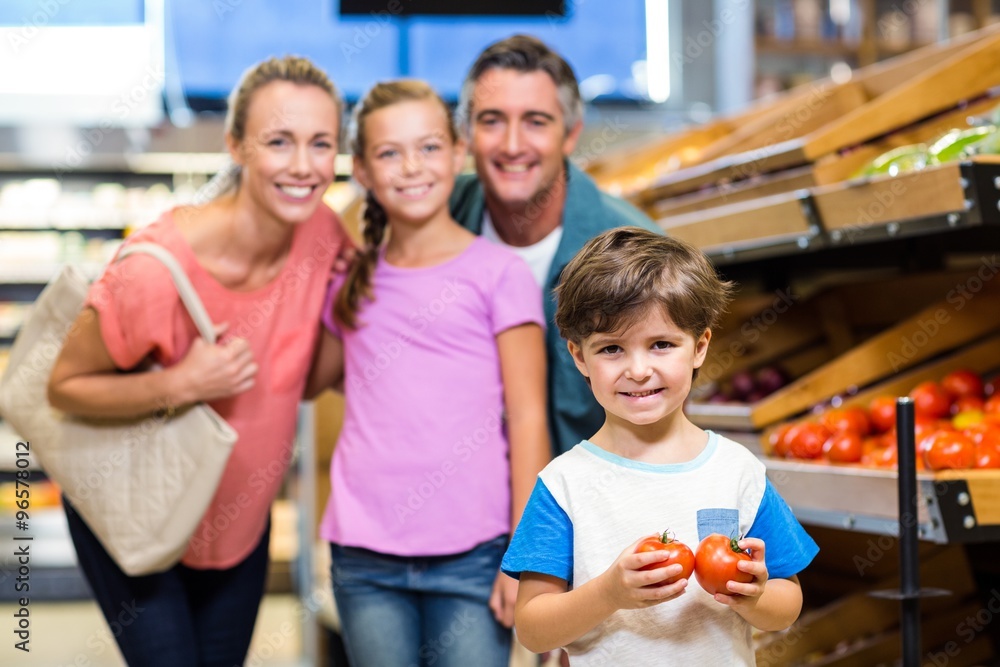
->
[501, 227, 818, 665]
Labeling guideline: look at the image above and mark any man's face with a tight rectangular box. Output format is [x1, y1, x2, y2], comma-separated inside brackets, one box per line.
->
[468, 68, 581, 214]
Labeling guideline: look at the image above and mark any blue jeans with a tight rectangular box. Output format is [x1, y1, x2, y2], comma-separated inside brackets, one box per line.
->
[330, 536, 511, 667]
[64, 498, 270, 667]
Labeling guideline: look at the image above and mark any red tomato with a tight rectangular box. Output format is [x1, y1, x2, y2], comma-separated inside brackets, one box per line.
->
[941, 369, 985, 400]
[767, 424, 795, 458]
[820, 407, 871, 436]
[868, 396, 897, 433]
[822, 431, 863, 463]
[952, 395, 985, 416]
[963, 423, 1000, 447]
[910, 381, 953, 420]
[975, 443, 1000, 469]
[870, 445, 898, 469]
[786, 422, 831, 459]
[985, 395, 1000, 416]
[694, 534, 753, 596]
[635, 531, 695, 584]
[922, 431, 976, 471]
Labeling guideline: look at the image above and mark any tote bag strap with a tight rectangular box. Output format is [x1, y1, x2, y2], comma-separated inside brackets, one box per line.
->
[116, 243, 217, 344]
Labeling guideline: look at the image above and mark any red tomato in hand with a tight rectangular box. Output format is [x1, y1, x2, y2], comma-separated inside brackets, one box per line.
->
[869, 396, 897, 433]
[823, 431, 863, 463]
[910, 381, 952, 420]
[922, 431, 976, 470]
[635, 531, 695, 584]
[694, 534, 753, 596]
[941, 369, 985, 400]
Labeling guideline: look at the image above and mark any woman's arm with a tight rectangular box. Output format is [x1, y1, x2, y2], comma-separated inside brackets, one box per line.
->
[48, 307, 257, 418]
[303, 328, 345, 400]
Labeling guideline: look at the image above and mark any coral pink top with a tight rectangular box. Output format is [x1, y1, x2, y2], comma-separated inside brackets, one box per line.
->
[86, 204, 348, 569]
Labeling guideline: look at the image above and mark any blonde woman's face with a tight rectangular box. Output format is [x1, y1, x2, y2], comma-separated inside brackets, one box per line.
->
[228, 80, 339, 226]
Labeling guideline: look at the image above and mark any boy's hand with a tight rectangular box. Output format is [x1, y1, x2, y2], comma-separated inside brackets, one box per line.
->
[711, 537, 769, 610]
[598, 535, 688, 611]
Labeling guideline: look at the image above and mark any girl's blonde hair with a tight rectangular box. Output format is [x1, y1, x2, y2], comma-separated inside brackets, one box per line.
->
[335, 80, 457, 329]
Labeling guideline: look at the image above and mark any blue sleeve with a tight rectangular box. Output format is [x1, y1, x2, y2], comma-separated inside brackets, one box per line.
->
[501, 479, 573, 583]
[746, 479, 819, 579]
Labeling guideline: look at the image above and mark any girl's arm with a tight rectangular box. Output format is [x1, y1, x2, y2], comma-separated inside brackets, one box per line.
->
[497, 322, 551, 532]
[48, 308, 257, 418]
[491, 322, 550, 627]
[303, 328, 345, 400]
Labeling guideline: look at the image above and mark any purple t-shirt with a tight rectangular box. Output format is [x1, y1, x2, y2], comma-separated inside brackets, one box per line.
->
[320, 237, 545, 556]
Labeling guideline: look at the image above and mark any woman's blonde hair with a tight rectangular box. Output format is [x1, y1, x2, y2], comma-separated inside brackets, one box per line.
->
[196, 56, 341, 202]
[334, 80, 456, 329]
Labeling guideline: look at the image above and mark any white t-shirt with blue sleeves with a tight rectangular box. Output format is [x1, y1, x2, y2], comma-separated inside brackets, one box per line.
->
[502, 431, 818, 666]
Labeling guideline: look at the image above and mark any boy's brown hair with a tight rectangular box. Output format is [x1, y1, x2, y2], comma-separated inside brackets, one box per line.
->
[555, 227, 734, 344]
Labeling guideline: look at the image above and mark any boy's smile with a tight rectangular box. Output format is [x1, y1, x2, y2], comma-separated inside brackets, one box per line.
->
[568, 306, 710, 431]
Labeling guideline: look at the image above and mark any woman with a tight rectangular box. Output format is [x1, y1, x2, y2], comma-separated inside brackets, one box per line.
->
[48, 55, 350, 666]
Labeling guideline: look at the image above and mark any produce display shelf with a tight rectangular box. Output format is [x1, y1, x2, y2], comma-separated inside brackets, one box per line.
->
[765, 459, 1000, 545]
[662, 158, 1000, 267]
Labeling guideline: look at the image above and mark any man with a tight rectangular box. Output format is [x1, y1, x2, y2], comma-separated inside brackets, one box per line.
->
[451, 34, 661, 456]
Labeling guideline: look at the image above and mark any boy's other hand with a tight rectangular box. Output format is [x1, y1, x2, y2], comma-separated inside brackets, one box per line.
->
[598, 536, 688, 611]
[711, 537, 769, 608]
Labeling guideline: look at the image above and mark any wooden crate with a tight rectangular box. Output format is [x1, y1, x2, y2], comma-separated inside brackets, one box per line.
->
[755, 546, 981, 666]
[640, 25, 1000, 201]
[688, 272, 1000, 430]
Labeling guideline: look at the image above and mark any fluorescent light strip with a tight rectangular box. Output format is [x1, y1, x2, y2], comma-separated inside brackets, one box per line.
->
[645, 0, 670, 103]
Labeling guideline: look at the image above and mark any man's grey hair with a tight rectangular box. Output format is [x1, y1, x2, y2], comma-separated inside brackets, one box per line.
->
[455, 34, 584, 137]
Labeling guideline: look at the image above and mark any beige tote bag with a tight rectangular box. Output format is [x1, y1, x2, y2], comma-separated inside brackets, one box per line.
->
[0, 243, 237, 576]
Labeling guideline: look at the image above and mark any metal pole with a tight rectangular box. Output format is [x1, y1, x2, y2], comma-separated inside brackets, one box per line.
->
[895, 396, 920, 666]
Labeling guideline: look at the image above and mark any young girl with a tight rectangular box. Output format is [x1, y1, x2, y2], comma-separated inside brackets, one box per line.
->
[307, 80, 550, 666]
[49, 56, 350, 666]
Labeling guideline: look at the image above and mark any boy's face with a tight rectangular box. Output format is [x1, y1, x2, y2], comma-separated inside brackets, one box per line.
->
[567, 307, 710, 428]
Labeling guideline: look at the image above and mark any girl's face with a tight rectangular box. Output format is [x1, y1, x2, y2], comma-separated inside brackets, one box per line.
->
[227, 80, 339, 227]
[353, 98, 466, 227]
